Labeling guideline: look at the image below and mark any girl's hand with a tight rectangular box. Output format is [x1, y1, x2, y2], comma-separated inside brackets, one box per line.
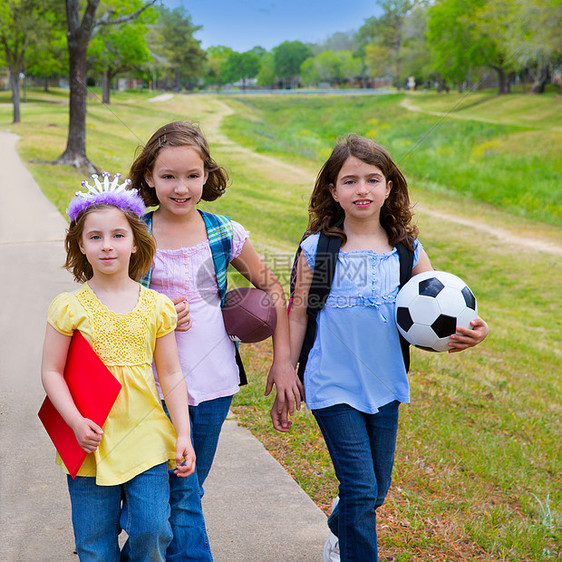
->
[72, 418, 103, 453]
[174, 436, 196, 478]
[270, 394, 295, 433]
[265, 360, 304, 432]
[172, 297, 192, 332]
[448, 317, 489, 353]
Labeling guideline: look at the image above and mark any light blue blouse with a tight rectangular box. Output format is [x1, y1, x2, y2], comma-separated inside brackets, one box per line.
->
[301, 233, 422, 414]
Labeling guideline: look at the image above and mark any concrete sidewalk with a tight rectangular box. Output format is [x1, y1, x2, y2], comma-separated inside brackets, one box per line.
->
[0, 131, 328, 561]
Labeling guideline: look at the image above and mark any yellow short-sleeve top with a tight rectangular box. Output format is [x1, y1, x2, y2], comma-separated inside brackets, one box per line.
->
[47, 283, 178, 486]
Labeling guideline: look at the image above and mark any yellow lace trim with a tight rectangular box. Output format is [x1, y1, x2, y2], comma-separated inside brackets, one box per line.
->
[77, 285, 156, 366]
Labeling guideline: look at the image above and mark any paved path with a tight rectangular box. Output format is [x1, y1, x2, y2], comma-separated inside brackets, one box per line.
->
[0, 132, 328, 560]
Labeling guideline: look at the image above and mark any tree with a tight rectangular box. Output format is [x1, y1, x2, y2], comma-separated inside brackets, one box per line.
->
[357, 0, 416, 87]
[427, 0, 519, 95]
[205, 45, 234, 90]
[0, 0, 62, 123]
[88, 2, 156, 104]
[427, 0, 480, 89]
[25, 8, 67, 93]
[57, 0, 157, 170]
[148, 6, 205, 92]
[256, 51, 276, 88]
[473, 0, 518, 94]
[221, 50, 261, 90]
[273, 40, 313, 88]
[490, 0, 562, 93]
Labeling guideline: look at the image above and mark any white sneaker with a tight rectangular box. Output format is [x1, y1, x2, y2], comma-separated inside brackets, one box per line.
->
[323, 496, 340, 561]
[323, 532, 340, 562]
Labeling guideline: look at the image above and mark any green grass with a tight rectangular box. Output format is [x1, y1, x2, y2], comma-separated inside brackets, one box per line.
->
[220, 92, 562, 225]
[2, 88, 560, 560]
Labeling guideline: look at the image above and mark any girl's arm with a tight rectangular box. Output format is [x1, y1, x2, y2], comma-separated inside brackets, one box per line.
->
[411, 248, 489, 351]
[153, 331, 195, 477]
[41, 324, 103, 453]
[288, 253, 313, 368]
[231, 239, 304, 432]
[273, 252, 314, 431]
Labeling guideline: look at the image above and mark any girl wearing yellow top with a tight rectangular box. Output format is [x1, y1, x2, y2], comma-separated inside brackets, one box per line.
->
[41, 173, 195, 561]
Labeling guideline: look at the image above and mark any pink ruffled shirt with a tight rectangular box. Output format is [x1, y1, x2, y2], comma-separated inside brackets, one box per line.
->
[150, 220, 249, 405]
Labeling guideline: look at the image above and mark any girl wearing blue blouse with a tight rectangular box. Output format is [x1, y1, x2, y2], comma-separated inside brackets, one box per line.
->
[289, 134, 488, 561]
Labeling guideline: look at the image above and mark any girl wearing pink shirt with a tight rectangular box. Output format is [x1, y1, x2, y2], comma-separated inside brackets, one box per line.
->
[129, 121, 301, 560]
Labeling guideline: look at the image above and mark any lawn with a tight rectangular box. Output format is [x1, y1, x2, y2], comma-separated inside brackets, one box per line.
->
[1, 88, 560, 560]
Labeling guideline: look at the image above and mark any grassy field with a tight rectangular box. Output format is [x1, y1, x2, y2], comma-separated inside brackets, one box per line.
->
[221, 90, 562, 226]
[1, 88, 560, 560]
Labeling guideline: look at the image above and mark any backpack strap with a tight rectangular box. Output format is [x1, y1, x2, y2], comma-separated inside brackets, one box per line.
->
[199, 210, 247, 386]
[396, 242, 414, 372]
[140, 211, 154, 288]
[296, 229, 342, 382]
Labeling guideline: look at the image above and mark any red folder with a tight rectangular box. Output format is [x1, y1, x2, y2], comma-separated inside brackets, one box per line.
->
[38, 330, 122, 478]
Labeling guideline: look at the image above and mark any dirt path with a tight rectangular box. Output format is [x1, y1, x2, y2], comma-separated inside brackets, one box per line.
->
[190, 94, 562, 257]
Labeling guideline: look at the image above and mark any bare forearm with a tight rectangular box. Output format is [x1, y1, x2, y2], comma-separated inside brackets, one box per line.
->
[160, 372, 190, 438]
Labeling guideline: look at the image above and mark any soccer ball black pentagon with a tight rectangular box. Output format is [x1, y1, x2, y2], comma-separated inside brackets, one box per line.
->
[395, 271, 478, 352]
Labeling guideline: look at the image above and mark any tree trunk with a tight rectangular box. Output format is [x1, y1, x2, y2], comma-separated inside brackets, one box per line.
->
[55, 0, 98, 171]
[9, 66, 21, 124]
[531, 65, 549, 94]
[102, 69, 110, 104]
[44, 76, 49, 92]
[497, 67, 508, 95]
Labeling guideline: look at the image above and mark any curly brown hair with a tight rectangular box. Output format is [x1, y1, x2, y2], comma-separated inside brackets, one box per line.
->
[128, 121, 229, 207]
[64, 205, 156, 283]
[308, 134, 418, 250]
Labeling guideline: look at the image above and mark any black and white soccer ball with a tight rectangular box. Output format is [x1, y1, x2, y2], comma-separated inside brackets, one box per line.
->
[395, 271, 478, 352]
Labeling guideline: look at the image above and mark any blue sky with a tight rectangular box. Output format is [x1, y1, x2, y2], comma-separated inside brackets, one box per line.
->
[163, 0, 381, 52]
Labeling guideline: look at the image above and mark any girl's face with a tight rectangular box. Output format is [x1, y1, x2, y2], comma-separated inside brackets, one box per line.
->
[145, 145, 208, 218]
[330, 156, 391, 221]
[79, 207, 136, 279]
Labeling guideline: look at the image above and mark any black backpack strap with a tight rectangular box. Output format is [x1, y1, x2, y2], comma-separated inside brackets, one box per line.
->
[297, 230, 342, 382]
[396, 242, 414, 372]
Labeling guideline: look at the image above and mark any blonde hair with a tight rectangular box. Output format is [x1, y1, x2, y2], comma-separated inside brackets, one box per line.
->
[64, 204, 155, 283]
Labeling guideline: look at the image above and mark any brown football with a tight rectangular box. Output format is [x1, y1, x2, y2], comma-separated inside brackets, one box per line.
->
[222, 288, 277, 343]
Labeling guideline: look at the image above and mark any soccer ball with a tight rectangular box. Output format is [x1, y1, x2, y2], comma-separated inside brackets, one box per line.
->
[395, 271, 478, 352]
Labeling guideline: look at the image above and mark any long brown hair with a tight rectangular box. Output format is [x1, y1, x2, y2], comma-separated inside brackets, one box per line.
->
[309, 134, 418, 249]
[129, 121, 229, 207]
[64, 205, 155, 283]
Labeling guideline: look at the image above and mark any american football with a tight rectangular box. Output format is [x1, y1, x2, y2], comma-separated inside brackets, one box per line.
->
[222, 287, 277, 343]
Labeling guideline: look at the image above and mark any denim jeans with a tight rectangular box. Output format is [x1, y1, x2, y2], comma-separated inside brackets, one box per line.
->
[66, 462, 172, 562]
[313, 401, 400, 562]
[162, 395, 232, 561]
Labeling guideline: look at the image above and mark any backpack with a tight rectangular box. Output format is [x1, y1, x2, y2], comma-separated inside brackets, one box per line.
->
[289, 228, 414, 383]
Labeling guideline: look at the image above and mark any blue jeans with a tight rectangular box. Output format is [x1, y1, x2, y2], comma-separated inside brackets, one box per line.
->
[313, 401, 400, 562]
[67, 462, 172, 562]
[162, 395, 232, 561]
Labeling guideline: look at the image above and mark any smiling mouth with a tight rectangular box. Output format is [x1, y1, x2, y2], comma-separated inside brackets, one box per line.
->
[353, 200, 372, 206]
[172, 197, 190, 203]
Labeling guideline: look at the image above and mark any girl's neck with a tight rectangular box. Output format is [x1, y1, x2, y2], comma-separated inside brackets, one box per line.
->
[152, 207, 207, 250]
[87, 275, 140, 314]
[341, 216, 392, 253]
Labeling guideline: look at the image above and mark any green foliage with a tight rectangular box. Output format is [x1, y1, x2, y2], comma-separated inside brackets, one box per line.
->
[221, 51, 261, 87]
[148, 5, 206, 90]
[301, 49, 362, 86]
[88, 0, 157, 79]
[273, 40, 313, 86]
